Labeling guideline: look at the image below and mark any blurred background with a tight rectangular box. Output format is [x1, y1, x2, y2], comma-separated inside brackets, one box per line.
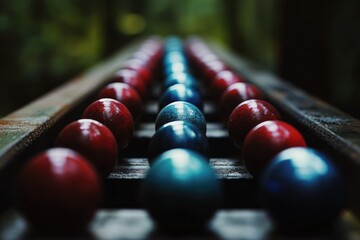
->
[1, 0, 360, 118]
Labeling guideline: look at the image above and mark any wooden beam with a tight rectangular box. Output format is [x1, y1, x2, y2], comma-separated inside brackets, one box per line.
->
[214, 42, 360, 217]
[0, 42, 138, 212]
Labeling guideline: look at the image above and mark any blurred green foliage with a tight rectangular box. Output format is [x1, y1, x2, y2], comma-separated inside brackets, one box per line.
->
[1, 0, 359, 118]
[0, 0, 246, 116]
[0, 0, 104, 116]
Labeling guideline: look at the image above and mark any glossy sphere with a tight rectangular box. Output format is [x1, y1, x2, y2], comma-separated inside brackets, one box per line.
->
[121, 59, 151, 83]
[243, 120, 307, 177]
[203, 60, 227, 82]
[159, 84, 203, 111]
[156, 101, 206, 134]
[228, 100, 281, 148]
[132, 51, 152, 64]
[83, 98, 134, 150]
[147, 121, 209, 163]
[193, 47, 212, 61]
[198, 53, 219, 65]
[98, 82, 143, 122]
[163, 51, 187, 67]
[164, 62, 189, 76]
[132, 51, 156, 71]
[211, 70, 244, 98]
[260, 147, 345, 230]
[163, 72, 199, 91]
[111, 69, 147, 98]
[220, 82, 264, 121]
[138, 40, 163, 66]
[55, 119, 118, 177]
[164, 36, 182, 48]
[16, 148, 101, 231]
[141, 149, 222, 228]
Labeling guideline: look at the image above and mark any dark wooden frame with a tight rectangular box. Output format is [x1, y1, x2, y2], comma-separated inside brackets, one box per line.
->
[215, 44, 360, 217]
[0, 38, 360, 239]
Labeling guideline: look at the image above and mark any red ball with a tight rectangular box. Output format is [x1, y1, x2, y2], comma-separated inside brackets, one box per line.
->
[121, 59, 151, 83]
[195, 52, 218, 69]
[55, 119, 118, 177]
[111, 69, 147, 98]
[192, 46, 212, 63]
[16, 148, 102, 231]
[228, 99, 281, 148]
[137, 46, 162, 67]
[203, 60, 228, 82]
[243, 120, 307, 177]
[131, 51, 155, 71]
[199, 53, 219, 64]
[132, 51, 152, 63]
[220, 82, 264, 121]
[98, 82, 143, 122]
[139, 39, 163, 59]
[211, 70, 244, 98]
[83, 98, 134, 150]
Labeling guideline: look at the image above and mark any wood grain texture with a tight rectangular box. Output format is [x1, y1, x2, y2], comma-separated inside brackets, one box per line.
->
[104, 158, 255, 209]
[2, 38, 360, 238]
[0, 47, 137, 169]
[108, 158, 250, 180]
[123, 121, 237, 158]
[0, 45, 136, 168]
[0, 209, 358, 240]
[0, 41, 140, 212]
[214, 43, 360, 217]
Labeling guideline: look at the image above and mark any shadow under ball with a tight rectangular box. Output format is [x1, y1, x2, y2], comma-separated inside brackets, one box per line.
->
[155, 101, 206, 134]
[147, 121, 209, 163]
[141, 149, 222, 229]
[159, 84, 203, 112]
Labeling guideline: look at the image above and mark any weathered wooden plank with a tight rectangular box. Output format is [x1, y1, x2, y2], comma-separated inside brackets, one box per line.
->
[2, 37, 360, 238]
[109, 158, 250, 180]
[0, 41, 141, 213]
[214, 44, 360, 216]
[215, 45, 360, 158]
[141, 100, 219, 122]
[0, 43, 138, 168]
[105, 158, 255, 208]
[123, 121, 237, 158]
[0, 209, 358, 240]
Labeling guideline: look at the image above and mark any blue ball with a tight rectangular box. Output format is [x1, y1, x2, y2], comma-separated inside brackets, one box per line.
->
[141, 149, 222, 228]
[163, 51, 187, 67]
[147, 121, 209, 162]
[163, 72, 199, 91]
[159, 84, 203, 111]
[156, 101, 206, 134]
[164, 36, 182, 50]
[260, 147, 346, 230]
[164, 62, 189, 76]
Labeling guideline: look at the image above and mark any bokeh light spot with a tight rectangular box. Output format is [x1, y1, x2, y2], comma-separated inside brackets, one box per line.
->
[117, 14, 146, 35]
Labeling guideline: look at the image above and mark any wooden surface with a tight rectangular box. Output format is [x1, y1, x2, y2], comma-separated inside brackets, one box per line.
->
[1, 38, 360, 238]
[0, 41, 138, 211]
[0, 44, 136, 166]
[104, 101, 256, 209]
[215, 44, 360, 217]
[1, 209, 360, 240]
[105, 157, 255, 209]
[0, 209, 272, 240]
